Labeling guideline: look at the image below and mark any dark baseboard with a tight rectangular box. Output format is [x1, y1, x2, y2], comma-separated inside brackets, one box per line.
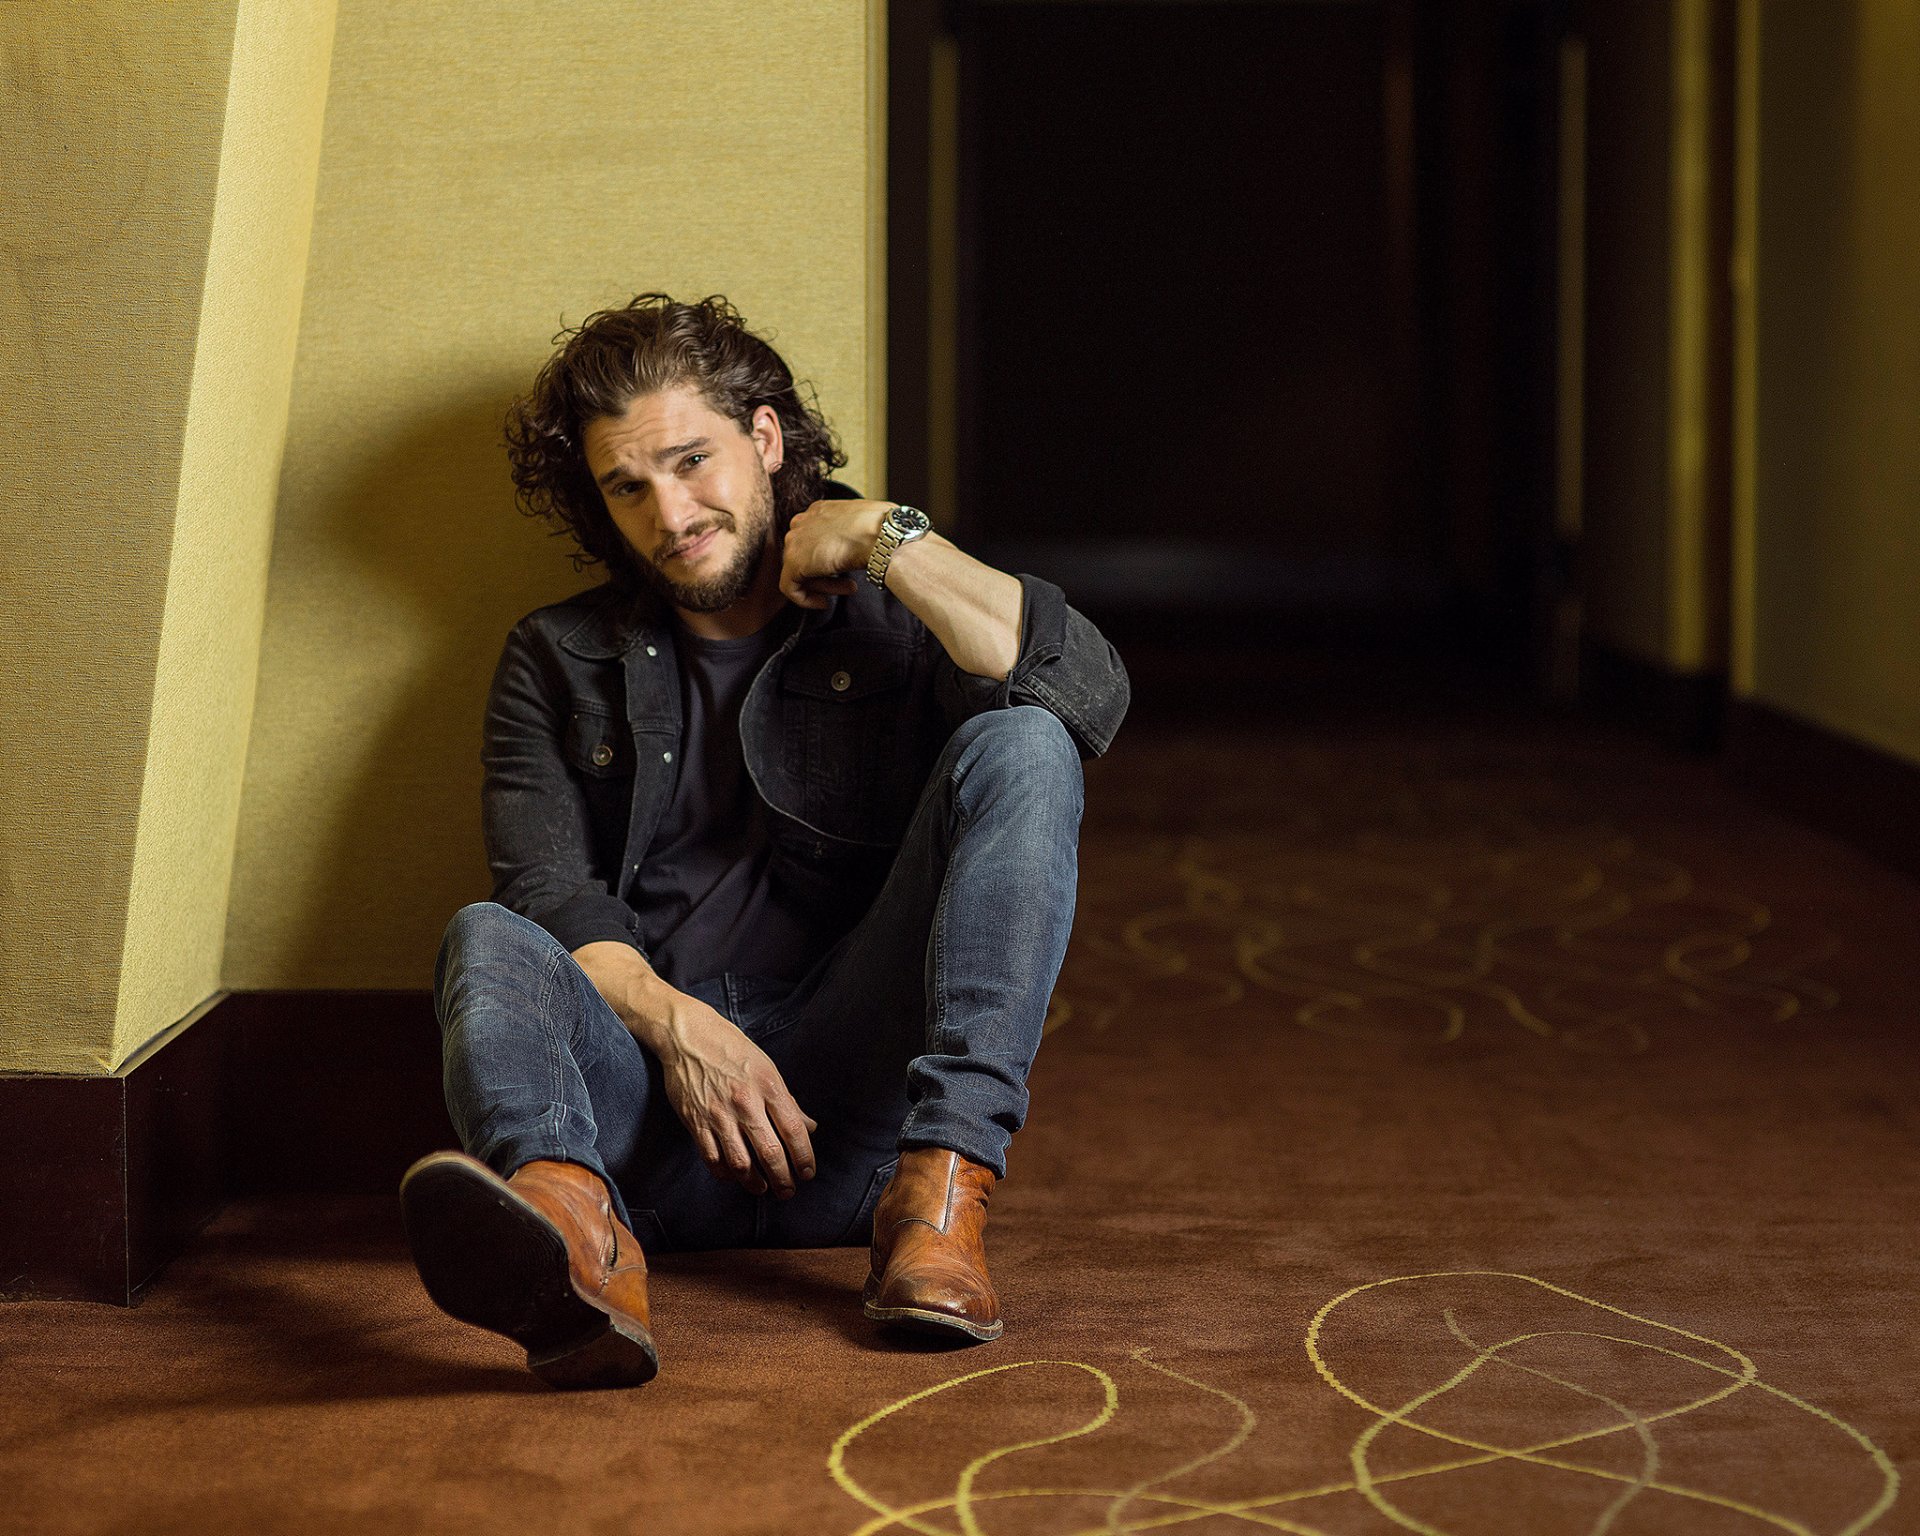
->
[0, 997, 226, 1306]
[1579, 639, 1727, 754]
[1724, 698, 1920, 884]
[1, 990, 444, 1306]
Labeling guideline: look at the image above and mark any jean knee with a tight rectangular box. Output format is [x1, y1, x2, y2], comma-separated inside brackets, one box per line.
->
[435, 901, 558, 999]
[950, 707, 1083, 814]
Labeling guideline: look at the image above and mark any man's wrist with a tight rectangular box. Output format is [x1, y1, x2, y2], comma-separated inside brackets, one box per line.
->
[571, 941, 680, 1053]
[866, 504, 933, 588]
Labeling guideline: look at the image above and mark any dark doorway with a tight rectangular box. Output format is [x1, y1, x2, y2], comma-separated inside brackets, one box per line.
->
[891, 0, 1568, 717]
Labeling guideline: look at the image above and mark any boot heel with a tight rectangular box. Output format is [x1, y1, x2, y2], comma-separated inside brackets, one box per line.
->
[528, 1313, 661, 1390]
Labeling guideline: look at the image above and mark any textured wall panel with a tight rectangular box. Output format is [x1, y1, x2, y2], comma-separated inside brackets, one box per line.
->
[112, 1, 340, 1067]
[224, 0, 883, 988]
[0, 2, 241, 1072]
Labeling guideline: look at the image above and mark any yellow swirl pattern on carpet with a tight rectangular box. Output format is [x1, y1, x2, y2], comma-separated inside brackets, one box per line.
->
[1049, 739, 1840, 1052]
[828, 1273, 1897, 1535]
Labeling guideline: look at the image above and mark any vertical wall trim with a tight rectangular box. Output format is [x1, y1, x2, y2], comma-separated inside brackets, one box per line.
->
[1729, 0, 1760, 697]
[1553, 32, 1588, 701]
[927, 28, 960, 532]
[1666, 0, 1714, 672]
[1556, 36, 1588, 551]
[866, 0, 889, 497]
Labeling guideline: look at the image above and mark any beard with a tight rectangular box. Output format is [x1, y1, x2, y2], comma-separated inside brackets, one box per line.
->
[633, 471, 776, 615]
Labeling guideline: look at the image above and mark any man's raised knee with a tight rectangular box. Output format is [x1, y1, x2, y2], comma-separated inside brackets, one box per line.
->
[949, 707, 1083, 808]
[441, 900, 553, 963]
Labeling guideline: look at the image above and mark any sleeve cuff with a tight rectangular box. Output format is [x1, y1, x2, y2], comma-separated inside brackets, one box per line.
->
[532, 887, 643, 955]
[1007, 574, 1068, 692]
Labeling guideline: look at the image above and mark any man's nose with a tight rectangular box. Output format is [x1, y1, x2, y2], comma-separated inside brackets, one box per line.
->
[654, 483, 706, 535]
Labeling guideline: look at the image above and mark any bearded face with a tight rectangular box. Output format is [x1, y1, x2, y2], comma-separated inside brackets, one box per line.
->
[583, 384, 786, 622]
[630, 465, 776, 615]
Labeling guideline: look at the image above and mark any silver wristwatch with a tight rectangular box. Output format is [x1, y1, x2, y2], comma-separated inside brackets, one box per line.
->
[865, 504, 932, 588]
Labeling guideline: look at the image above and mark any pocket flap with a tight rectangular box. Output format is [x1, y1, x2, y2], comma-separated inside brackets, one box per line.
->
[563, 709, 633, 777]
[780, 639, 913, 701]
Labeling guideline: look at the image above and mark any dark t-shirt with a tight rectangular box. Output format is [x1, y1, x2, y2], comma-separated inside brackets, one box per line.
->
[628, 606, 842, 989]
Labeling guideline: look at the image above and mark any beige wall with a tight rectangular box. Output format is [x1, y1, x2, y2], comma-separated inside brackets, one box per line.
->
[1736, 1, 1920, 767]
[1582, 0, 1919, 772]
[223, 1, 887, 989]
[114, 1, 340, 1067]
[2, 0, 880, 1071]
[0, 1, 334, 1073]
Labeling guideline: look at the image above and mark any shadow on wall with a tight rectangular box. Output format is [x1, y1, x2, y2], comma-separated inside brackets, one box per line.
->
[235, 374, 595, 992]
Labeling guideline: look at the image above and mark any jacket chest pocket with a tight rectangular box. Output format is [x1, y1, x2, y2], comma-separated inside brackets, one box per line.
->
[564, 708, 635, 778]
[562, 708, 634, 877]
[778, 641, 916, 796]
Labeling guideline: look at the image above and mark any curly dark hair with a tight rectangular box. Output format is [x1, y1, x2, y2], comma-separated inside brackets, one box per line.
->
[503, 293, 847, 593]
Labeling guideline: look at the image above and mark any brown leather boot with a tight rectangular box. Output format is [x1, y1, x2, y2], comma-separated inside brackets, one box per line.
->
[400, 1150, 658, 1389]
[862, 1146, 1004, 1341]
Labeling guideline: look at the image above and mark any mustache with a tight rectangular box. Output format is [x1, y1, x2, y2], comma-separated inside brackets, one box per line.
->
[656, 512, 735, 562]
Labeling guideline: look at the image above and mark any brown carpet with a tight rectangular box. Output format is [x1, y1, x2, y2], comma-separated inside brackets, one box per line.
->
[3, 715, 1915, 1535]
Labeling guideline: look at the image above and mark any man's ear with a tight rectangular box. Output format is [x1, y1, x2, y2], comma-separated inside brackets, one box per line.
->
[751, 404, 784, 474]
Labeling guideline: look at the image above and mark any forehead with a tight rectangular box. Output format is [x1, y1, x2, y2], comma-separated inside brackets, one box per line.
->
[582, 383, 740, 473]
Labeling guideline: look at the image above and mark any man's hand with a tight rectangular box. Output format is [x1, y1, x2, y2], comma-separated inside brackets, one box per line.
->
[571, 940, 817, 1197]
[654, 990, 818, 1198]
[779, 498, 890, 608]
[778, 497, 1025, 679]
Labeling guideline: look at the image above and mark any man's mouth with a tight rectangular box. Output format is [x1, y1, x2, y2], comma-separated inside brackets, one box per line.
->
[667, 528, 721, 563]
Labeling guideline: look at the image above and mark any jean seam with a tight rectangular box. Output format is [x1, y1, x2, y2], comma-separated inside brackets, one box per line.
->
[900, 772, 970, 1150]
[537, 941, 568, 1156]
[933, 776, 973, 1059]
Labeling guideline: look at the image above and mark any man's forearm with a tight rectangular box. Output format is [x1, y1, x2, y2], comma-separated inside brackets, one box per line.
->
[570, 940, 686, 1056]
[881, 530, 1024, 681]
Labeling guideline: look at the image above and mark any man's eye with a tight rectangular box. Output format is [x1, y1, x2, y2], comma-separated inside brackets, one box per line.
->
[683, 453, 707, 470]
[614, 481, 641, 498]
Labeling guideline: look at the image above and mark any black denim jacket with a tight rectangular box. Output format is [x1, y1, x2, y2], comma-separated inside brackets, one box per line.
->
[481, 497, 1130, 960]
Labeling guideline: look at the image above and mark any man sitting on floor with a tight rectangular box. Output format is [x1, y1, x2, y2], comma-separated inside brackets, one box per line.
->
[399, 293, 1129, 1388]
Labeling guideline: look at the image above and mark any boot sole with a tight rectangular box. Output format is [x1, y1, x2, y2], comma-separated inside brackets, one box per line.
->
[400, 1153, 659, 1389]
[861, 1270, 1004, 1342]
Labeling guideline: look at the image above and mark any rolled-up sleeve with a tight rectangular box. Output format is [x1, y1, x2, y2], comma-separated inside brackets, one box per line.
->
[933, 573, 1131, 758]
[481, 620, 645, 955]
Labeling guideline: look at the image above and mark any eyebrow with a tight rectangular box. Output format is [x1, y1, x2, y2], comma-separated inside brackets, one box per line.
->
[594, 436, 713, 490]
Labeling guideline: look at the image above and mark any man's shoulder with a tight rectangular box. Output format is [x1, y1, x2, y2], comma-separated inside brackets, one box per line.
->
[506, 583, 651, 661]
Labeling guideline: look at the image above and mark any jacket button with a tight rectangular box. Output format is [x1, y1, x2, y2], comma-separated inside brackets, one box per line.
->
[662, 750, 673, 763]
[590, 743, 613, 767]
[646, 645, 658, 657]
[830, 670, 852, 692]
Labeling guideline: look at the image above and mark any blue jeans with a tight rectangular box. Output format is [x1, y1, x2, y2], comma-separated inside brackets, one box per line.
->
[432, 707, 1084, 1252]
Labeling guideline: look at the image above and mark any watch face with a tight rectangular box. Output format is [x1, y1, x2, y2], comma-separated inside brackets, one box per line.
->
[889, 504, 932, 535]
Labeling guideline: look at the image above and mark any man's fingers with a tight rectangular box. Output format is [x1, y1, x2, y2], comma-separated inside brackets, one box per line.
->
[781, 572, 827, 610]
[767, 1096, 817, 1185]
[741, 1109, 798, 1198]
[713, 1120, 759, 1189]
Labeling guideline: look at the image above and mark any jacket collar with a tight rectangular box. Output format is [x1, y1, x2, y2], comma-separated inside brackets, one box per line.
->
[555, 575, 844, 662]
[557, 586, 658, 660]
